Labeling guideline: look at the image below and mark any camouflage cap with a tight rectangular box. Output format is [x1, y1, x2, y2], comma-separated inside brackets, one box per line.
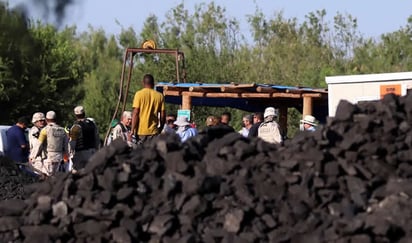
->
[32, 112, 45, 123]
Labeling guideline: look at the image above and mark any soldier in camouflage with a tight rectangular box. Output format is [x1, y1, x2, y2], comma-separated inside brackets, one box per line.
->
[28, 112, 47, 174]
[30, 111, 68, 176]
[69, 106, 99, 171]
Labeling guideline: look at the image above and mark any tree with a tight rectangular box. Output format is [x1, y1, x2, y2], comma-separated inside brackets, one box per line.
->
[0, 2, 84, 124]
[76, 29, 123, 137]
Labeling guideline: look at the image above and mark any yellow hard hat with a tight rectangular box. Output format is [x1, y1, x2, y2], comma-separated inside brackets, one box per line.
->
[142, 39, 156, 49]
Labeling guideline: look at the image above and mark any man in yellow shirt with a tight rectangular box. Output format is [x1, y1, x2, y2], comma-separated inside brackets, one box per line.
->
[130, 74, 165, 145]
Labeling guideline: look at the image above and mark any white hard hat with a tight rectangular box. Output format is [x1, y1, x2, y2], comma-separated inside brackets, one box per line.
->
[263, 107, 278, 118]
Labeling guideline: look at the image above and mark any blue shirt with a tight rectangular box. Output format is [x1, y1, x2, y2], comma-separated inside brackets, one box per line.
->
[177, 127, 198, 142]
[6, 125, 28, 162]
[306, 126, 316, 132]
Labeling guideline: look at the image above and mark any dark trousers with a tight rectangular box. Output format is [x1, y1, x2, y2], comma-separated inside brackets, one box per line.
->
[137, 134, 158, 145]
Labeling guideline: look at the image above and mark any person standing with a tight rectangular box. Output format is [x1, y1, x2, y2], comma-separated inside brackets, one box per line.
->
[174, 116, 198, 142]
[220, 111, 231, 126]
[205, 116, 219, 127]
[300, 115, 317, 132]
[130, 74, 165, 145]
[258, 107, 282, 144]
[239, 114, 253, 137]
[108, 111, 132, 146]
[28, 112, 47, 173]
[220, 111, 235, 131]
[6, 117, 29, 163]
[69, 106, 99, 171]
[31, 111, 68, 176]
[162, 114, 177, 134]
[248, 112, 263, 138]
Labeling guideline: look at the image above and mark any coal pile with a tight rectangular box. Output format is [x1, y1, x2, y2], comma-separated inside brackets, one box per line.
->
[1, 93, 412, 242]
[0, 157, 38, 200]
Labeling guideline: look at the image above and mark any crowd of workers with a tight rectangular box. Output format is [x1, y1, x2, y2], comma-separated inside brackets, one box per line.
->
[4, 73, 318, 178]
[107, 73, 318, 146]
[5, 106, 99, 177]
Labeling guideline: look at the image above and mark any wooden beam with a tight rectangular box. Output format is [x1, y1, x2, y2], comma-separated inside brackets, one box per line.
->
[163, 86, 187, 92]
[241, 93, 272, 98]
[256, 86, 276, 93]
[205, 93, 240, 98]
[188, 86, 211, 92]
[163, 90, 181, 96]
[220, 86, 248, 93]
[272, 93, 301, 98]
[303, 96, 313, 116]
[302, 93, 323, 98]
[228, 83, 256, 88]
[182, 91, 241, 98]
[182, 94, 192, 110]
[182, 91, 206, 97]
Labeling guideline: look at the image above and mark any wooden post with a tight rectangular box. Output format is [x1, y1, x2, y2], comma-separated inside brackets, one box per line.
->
[182, 94, 192, 110]
[278, 106, 288, 137]
[303, 96, 313, 117]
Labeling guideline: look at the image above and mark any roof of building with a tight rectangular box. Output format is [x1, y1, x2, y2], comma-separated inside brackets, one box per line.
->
[156, 82, 328, 121]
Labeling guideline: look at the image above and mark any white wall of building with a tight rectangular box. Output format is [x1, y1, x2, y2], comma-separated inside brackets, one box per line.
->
[326, 72, 412, 116]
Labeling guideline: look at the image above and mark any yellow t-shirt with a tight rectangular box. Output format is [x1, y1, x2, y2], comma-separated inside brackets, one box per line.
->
[132, 88, 165, 135]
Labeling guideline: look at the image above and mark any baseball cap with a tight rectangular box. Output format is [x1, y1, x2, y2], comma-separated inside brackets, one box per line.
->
[74, 106, 85, 115]
[46, 111, 56, 120]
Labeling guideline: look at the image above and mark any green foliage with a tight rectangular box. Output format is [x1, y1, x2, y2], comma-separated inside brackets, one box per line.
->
[30, 25, 84, 121]
[0, 2, 83, 124]
[76, 29, 123, 138]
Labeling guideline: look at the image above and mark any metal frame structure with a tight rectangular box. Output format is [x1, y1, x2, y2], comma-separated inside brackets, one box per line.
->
[104, 47, 186, 144]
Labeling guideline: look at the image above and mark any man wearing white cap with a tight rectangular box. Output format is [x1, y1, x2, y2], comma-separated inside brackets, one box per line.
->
[174, 116, 197, 142]
[28, 112, 47, 173]
[300, 115, 317, 132]
[69, 105, 100, 171]
[30, 111, 68, 176]
[107, 111, 132, 146]
[258, 107, 282, 144]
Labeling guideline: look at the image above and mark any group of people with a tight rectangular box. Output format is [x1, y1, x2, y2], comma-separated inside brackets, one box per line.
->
[239, 109, 318, 144]
[241, 107, 284, 144]
[5, 106, 99, 177]
[5, 73, 319, 177]
[107, 74, 166, 146]
[108, 73, 319, 147]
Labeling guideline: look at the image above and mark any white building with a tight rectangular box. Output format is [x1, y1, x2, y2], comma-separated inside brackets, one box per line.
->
[326, 71, 412, 116]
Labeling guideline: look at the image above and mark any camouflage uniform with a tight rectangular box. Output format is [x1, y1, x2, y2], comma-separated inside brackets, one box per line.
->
[32, 121, 68, 176]
[28, 112, 47, 173]
[258, 107, 283, 144]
